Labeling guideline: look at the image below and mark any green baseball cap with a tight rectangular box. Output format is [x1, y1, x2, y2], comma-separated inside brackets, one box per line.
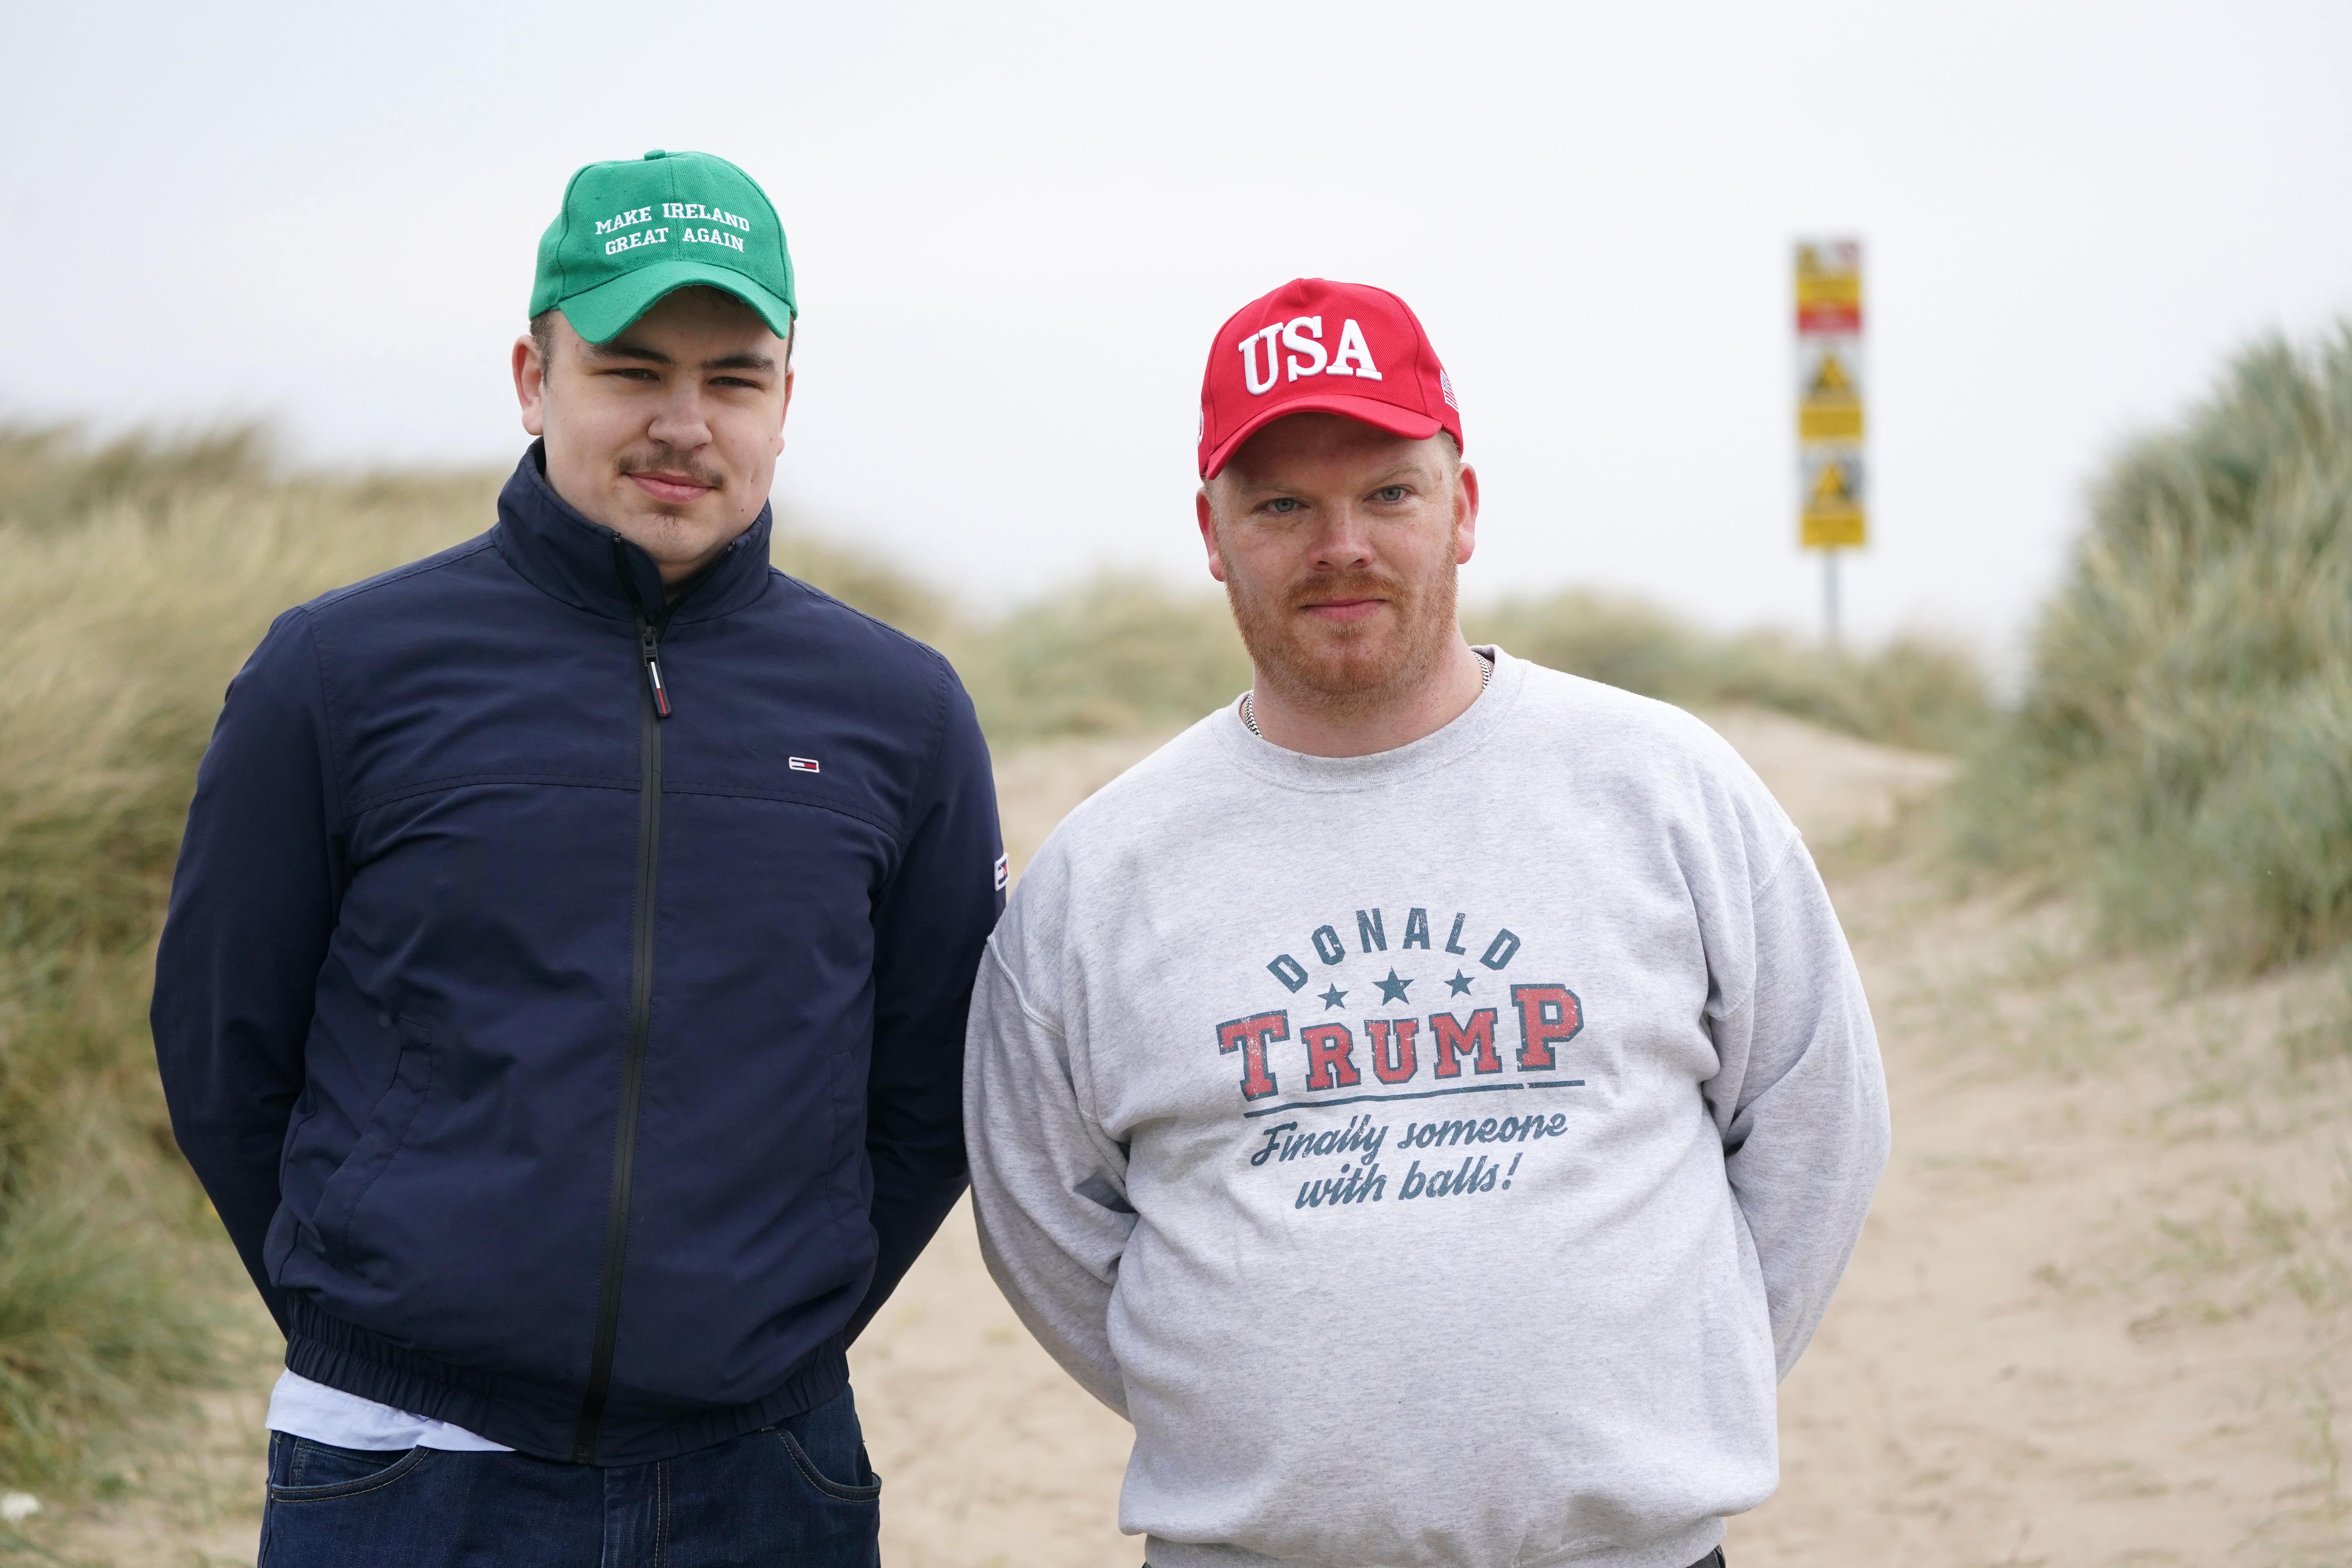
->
[529, 149, 796, 344]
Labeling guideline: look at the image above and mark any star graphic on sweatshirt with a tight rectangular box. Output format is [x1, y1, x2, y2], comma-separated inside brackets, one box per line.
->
[1446, 970, 1475, 996]
[1318, 984, 1348, 1010]
[1375, 969, 1413, 1005]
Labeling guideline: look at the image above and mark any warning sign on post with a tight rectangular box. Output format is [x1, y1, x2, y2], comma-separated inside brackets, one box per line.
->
[1796, 239, 1866, 550]
[1800, 449, 1867, 549]
[1798, 343, 1864, 441]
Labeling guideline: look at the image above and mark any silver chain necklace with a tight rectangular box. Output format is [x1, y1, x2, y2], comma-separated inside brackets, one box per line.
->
[1242, 651, 1492, 739]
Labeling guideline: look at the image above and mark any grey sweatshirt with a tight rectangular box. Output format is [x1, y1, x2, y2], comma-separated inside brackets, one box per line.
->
[965, 651, 1889, 1568]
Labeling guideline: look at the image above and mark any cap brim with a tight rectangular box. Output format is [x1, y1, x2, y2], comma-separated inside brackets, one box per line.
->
[1201, 394, 1445, 479]
[557, 259, 796, 343]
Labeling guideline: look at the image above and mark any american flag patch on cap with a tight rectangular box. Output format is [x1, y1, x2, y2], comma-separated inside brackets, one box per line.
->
[994, 854, 1010, 892]
[789, 757, 820, 773]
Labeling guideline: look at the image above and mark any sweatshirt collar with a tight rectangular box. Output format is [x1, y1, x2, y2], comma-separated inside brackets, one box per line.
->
[491, 441, 774, 625]
[1211, 647, 1528, 792]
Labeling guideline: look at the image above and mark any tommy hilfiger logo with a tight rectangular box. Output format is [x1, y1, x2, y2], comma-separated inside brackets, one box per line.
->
[788, 757, 820, 773]
[1238, 316, 1384, 395]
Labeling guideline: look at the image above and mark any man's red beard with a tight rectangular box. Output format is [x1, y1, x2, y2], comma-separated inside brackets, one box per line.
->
[1223, 554, 1460, 713]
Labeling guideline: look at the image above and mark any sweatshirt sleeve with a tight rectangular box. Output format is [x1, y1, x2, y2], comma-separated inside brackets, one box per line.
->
[1707, 836, 1889, 1377]
[964, 935, 1136, 1417]
[851, 662, 1003, 1342]
[151, 610, 345, 1335]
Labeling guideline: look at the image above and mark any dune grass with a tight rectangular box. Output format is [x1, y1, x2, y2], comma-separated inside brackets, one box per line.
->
[1954, 327, 2352, 969]
[0, 439, 502, 1494]
[1467, 592, 1988, 753]
[942, 576, 1991, 753]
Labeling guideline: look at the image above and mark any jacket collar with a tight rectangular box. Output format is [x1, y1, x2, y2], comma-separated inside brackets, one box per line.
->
[492, 442, 775, 626]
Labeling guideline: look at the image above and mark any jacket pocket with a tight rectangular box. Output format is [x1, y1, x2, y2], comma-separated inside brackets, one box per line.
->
[313, 1016, 436, 1258]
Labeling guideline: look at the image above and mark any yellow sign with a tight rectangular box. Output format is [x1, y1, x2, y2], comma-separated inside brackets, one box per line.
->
[1799, 350, 1864, 441]
[1795, 237, 1866, 551]
[1793, 263, 1861, 321]
[1794, 242, 1863, 331]
[1800, 450, 1867, 549]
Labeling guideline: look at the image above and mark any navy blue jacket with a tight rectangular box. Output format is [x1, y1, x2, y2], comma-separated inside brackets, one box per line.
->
[152, 447, 1002, 1465]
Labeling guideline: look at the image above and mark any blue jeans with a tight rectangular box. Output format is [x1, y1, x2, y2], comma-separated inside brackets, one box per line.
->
[258, 1386, 880, 1567]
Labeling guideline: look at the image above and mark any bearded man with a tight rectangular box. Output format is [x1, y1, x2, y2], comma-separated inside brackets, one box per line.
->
[154, 150, 1001, 1566]
[964, 278, 1890, 1568]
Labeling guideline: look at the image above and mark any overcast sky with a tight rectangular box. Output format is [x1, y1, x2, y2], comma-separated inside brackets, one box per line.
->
[8, 0, 2348, 659]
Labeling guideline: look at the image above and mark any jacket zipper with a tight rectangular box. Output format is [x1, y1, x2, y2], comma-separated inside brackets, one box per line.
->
[638, 617, 673, 719]
[573, 557, 674, 1463]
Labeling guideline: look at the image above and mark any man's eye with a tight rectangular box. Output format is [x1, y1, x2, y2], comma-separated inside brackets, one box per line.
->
[1265, 497, 1303, 515]
[1372, 486, 1408, 503]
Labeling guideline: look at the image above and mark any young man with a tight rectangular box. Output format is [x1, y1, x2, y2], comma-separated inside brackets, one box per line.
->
[965, 278, 1890, 1568]
[153, 150, 1002, 1566]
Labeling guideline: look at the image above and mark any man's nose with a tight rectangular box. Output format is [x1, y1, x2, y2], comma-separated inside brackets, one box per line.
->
[1307, 505, 1375, 569]
[647, 383, 712, 449]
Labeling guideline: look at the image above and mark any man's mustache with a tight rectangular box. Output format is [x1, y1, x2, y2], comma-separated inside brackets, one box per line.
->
[1285, 570, 1407, 609]
[618, 448, 727, 491]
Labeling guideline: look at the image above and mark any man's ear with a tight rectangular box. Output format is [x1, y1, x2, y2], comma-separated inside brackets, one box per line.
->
[513, 335, 547, 438]
[1196, 487, 1228, 584]
[772, 367, 795, 457]
[1452, 463, 1480, 566]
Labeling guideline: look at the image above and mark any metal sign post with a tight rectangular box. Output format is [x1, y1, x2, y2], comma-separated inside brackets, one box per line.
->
[1796, 238, 1866, 648]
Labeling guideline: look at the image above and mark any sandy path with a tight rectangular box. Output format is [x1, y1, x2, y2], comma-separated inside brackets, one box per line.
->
[35, 710, 2347, 1565]
[1737, 826, 2352, 1564]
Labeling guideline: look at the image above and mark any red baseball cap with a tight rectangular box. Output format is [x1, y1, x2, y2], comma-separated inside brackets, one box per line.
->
[1197, 278, 1462, 479]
